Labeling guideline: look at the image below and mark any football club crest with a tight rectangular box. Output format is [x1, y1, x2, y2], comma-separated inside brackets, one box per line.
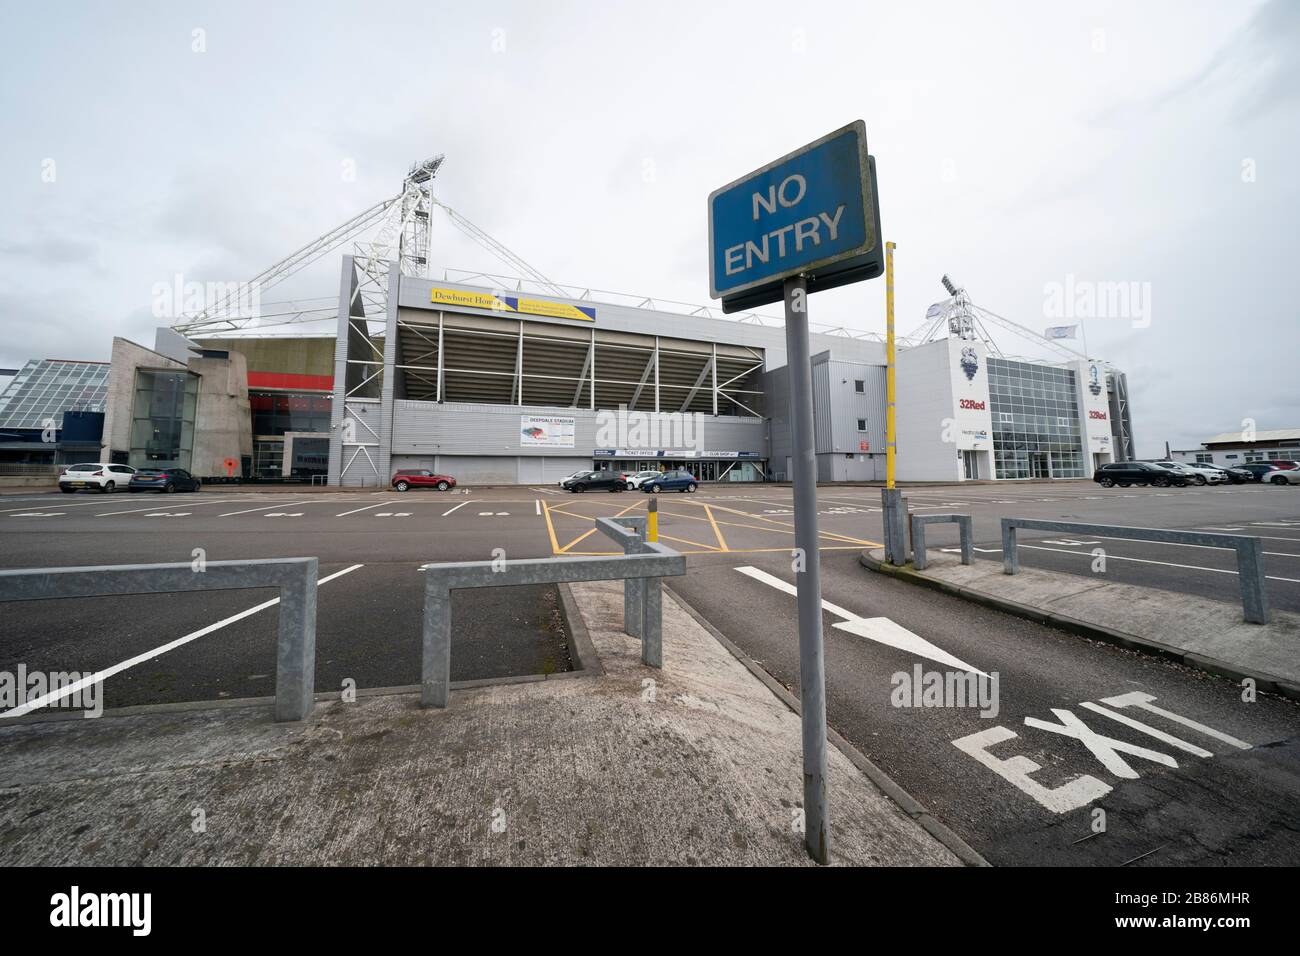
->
[960, 346, 979, 381]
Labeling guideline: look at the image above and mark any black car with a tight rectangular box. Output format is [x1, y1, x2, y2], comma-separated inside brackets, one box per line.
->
[1093, 461, 1184, 488]
[560, 469, 627, 493]
[1205, 464, 1253, 483]
[128, 468, 202, 493]
[1233, 461, 1294, 482]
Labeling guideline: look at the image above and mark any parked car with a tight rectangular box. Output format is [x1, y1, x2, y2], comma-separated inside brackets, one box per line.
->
[1234, 462, 1290, 482]
[1146, 460, 1202, 485]
[625, 469, 664, 490]
[58, 462, 136, 493]
[560, 470, 627, 493]
[641, 469, 699, 493]
[1263, 459, 1300, 470]
[1167, 461, 1228, 484]
[1093, 461, 1182, 488]
[391, 470, 456, 492]
[128, 468, 201, 493]
[1262, 468, 1300, 486]
[1203, 464, 1253, 483]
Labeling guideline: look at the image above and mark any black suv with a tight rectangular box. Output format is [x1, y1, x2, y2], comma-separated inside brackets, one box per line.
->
[1234, 461, 1297, 482]
[1093, 461, 1184, 488]
[560, 469, 627, 493]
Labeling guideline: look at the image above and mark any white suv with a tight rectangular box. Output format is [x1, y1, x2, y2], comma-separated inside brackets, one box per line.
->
[1149, 460, 1209, 486]
[59, 462, 136, 493]
[625, 470, 664, 490]
[1177, 462, 1229, 484]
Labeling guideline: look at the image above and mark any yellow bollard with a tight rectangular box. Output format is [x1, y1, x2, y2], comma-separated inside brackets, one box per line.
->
[885, 241, 897, 490]
[647, 497, 659, 542]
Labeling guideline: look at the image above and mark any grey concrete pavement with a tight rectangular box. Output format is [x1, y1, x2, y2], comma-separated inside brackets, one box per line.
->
[0, 580, 964, 867]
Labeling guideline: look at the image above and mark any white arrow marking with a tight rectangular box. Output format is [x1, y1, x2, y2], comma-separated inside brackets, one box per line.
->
[735, 566, 988, 676]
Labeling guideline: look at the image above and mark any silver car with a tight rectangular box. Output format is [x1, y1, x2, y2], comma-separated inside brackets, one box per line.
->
[1262, 468, 1300, 486]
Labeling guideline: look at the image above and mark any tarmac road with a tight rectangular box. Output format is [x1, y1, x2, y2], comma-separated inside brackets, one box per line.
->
[2, 480, 1298, 865]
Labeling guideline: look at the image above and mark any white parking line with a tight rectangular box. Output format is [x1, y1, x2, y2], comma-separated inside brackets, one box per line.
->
[535, 499, 541, 515]
[0, 498, 126, 514]
[336, 501, 398, 517]
[218, 500, 314, 517]
[0, 563, 365, 719]
[96, 498, 239, 517]
[442, 501, 470, 517]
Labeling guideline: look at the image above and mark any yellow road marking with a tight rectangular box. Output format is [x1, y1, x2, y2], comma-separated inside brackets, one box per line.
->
[704, 503, 729, 551]
[548, 498, 880, 553]
[659, 532, 721, 551]
[542, 500, 560, 555]
[659, 507, 881, 548]
[559, 528, 598, 553]
[565, 545, 869, 556]
[555, 498, 645, 554]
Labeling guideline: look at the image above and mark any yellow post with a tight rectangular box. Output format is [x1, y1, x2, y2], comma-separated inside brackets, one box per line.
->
[647, 497, 659, 542]
[885, 241, 897, 489]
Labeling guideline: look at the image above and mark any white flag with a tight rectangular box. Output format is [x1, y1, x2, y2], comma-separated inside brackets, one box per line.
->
[1044, 325, 1078, 340]
[926, 298, 952, 319]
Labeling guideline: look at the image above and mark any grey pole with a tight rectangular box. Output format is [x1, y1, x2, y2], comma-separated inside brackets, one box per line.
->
[782, 273, 830, 864]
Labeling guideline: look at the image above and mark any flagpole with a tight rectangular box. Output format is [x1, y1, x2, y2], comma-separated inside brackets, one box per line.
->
[1080, 320, 1090, 359]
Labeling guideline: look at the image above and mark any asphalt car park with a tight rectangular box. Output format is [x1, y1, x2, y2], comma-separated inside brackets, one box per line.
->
[1, 479, 1297, 864]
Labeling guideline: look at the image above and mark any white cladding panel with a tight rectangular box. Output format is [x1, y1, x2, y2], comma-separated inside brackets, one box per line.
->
[1071, 359, 1114, 456]
[946, 338, 994, 452]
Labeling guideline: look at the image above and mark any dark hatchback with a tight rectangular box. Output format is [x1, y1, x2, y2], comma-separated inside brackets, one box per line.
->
[560, 470, 627, 492]
[128, 468, 201, 493]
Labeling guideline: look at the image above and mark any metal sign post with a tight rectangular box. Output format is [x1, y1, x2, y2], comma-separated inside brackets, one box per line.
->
[782, 272, 829, 863]
[708, 121, 883, 864]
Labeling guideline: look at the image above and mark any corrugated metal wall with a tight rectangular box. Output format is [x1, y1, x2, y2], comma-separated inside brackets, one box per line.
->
[391, 399, 764, 456]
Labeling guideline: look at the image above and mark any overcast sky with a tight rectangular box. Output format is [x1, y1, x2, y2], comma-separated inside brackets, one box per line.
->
[1, 0, 1295, 455]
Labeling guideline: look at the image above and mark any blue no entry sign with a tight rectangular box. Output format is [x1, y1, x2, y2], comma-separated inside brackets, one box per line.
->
[708, 120, 881, 312]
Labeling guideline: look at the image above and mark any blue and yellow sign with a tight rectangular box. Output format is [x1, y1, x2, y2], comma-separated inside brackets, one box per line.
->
[708, 120, 882, 312]
[430, 288, 595, 322]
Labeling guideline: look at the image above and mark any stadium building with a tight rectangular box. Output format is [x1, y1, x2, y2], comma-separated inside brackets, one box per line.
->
[78, 160, 1136, 485]
[317, 258, 1135, 486]
[78, 258, 1138, 486]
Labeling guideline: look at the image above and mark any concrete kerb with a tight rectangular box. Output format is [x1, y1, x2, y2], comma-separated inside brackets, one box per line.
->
[558, 581, 604, 677]
[662, 581, 990, 868]
[858, 549, 1300, 703]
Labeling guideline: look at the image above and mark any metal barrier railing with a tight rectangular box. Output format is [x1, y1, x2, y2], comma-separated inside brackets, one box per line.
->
[597, 515, 648, 638]
[881, 488, 909, 565]
[0, 557, 319, 721]
[418, 518, 685, 708]
[1000, 518, 1270, 624]
[911, 514, 973, 571]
